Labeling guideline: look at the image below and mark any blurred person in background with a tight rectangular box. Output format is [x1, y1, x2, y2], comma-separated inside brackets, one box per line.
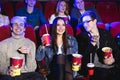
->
[49, 0, 70, 24]
[0, 3, 10, 27]
[70, 0, 102, 35]
[16, 0, 47, 30]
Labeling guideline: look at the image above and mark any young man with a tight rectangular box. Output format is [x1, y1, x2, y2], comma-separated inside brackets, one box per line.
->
[0, 16, 45, 80]
[76, 11, 120, 80]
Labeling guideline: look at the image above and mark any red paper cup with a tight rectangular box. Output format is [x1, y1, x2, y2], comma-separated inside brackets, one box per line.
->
[72, 54, 82, 65]
[102, 47, 112, 59]
[87, 63, 95, 76]
[11, 57, 23, 68]
[43, 34, 50, 46]
[72, 54, 82, 71]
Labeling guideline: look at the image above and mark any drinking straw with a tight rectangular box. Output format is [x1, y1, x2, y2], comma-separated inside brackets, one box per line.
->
[90, 53, 92, 63]
[45, 24, 48, 34]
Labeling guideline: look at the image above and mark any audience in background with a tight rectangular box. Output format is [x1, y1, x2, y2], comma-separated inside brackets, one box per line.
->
[70, 0, 102, 34]
[16, 0, 47, 30]
[49, 0, 70, 24]
[0, 3, 10, 27]
[76, 10, 120, 80]
[0, 16, 45, 80]
[36, 17, 78, 80]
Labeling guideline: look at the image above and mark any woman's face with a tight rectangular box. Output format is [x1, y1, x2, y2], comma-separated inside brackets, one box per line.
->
[74, 0, 85, 10]
[56, 19, 66, 35]
[82, 15, 96, 32]
[58, 1, 67, 13]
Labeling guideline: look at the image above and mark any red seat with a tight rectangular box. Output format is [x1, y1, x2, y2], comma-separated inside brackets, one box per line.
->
[110, 22, 120, 38]
[0, 25, 11, 41]
[2, 2, 14, 19]
[15, 1, 43, 11]
[96, 2, 120, 23]
[44, 1, 57, 22]
[25, 25, 37, 46]
[39, 24, 51, 38]
[85, 1, 94, 7]
[0, 25, 37, 47]
[66, 24, 74, 36]
[97, 22, 106, 30]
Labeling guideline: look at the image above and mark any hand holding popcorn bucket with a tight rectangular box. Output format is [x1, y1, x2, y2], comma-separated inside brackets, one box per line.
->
[102, 47, 112, 59]
[10, 57, 23, 77]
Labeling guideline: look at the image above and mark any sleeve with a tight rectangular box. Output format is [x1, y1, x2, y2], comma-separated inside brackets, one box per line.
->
[39, 10, 47, 24]
[72, 36, 78, 54]
[49, 14, 56, 24]
[0, 42, 9, 75]
[26, 42, 37, 72]
[36, 45, 46, 61]
[16, 8, 23, 16]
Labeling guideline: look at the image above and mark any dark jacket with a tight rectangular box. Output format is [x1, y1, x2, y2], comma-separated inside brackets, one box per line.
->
[76, 28, 120, 76]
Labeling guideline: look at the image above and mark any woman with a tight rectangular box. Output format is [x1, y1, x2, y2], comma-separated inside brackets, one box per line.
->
[36, 17, 78, 80]
[0, 3, 10, 27]
[49, 0, 70, 24]
[76, 10, 120, 80]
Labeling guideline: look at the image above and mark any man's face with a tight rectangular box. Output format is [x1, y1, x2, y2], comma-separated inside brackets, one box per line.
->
[12, 21, 25, 35]
[74, 0, 85, 10]
[26, 0, 36, 7]
[82, 15, 96, 32]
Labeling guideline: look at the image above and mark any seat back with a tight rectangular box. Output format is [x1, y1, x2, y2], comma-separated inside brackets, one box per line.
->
[0, 25, 11, 41]
[85, 1, 94, 7]
[25, 25, 37, 46]
[110, 22, 120, 38]
[96, 2, 120, 23]
[39, 24, 51, 38]
[66, 24, 74, 36]
[2, 2, 14, 19]
[44, 1, 57, 22]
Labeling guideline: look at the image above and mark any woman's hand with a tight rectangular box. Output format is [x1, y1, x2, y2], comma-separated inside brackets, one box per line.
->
[104, 55, 115, 65]
[18, 46, 30, 54]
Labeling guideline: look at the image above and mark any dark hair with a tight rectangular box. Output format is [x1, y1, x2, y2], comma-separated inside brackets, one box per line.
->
[51, 17, 68, 54]
[80, 10, 97, 22]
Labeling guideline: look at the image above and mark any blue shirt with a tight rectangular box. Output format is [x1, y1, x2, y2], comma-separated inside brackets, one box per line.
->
[16, 7, 47, 28]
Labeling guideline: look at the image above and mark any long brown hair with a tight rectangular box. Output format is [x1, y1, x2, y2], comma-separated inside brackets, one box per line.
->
[51, 17, 68, 54]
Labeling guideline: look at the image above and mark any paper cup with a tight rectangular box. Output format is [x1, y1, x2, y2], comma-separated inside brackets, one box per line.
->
[102, 47, 112, 59]
[72, 54, 82, 71]
[11, 57, 23, 68]
[43, 34, 50, 46]
[87, 63, 95, 76]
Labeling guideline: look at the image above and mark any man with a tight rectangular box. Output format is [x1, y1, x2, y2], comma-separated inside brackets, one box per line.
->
[16, 0, 47, 30]
[70, 0, 102, 35]
[0, 16, 45, 80]
[76, 11, 120, 80]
